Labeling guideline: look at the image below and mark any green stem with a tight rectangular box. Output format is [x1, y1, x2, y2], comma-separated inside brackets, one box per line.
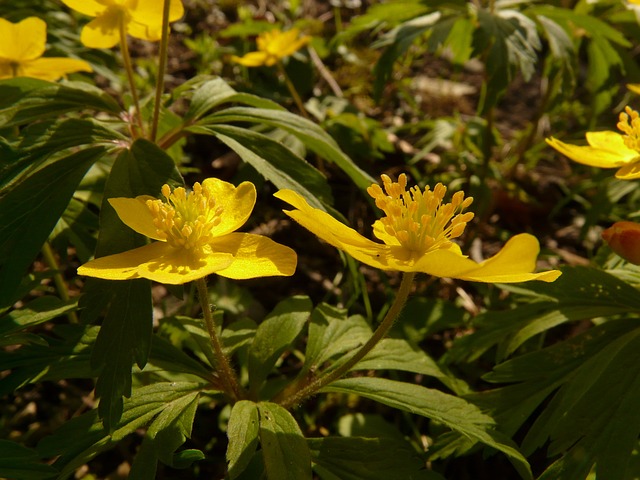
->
[119, 19, 145, 138]
[41, 242, 78, 324]
[279, 272, 416, 409]
[150, 0, 171, 142]
[195, 278, 242, 402]
[277, 61, 309, 118]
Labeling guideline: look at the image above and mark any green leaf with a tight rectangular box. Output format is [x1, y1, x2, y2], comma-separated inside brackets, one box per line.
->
[0, 325, 97, 395]
[198, 107, 375, 191]
[323, 377, 532, 479]
[37, 382, 204, 479]
[520, 325, 640, 480]
[0, 79, 122, 127]
[129, 390, 200, 478]
[84, 139, 183, 430]
[304, 304, 368, 373]
[182, 76, 284, 122]
[1, 118, 122, 191]
[0, 146, 104, 307]
[248, 296, 311, 393]
[147, 334, 214, 381]
[372, 12, 442, 100]
[449, 266, 640, 362]
[258, 402, 312, 480]
[0, 296, 76, 339]
[0, 440, 57, 479]
[308, 436, 444, 480]
[193, 125, 332, 209]
[227, 400, 260, 479]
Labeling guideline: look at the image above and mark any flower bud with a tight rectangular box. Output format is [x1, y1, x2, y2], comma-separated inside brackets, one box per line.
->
[602, 221, 640, 264]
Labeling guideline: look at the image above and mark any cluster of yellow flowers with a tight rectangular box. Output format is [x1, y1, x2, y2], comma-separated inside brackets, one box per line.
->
[547, 102, 640, 265]
[78, 176, 561, 285]
[1, 1, 310, 82]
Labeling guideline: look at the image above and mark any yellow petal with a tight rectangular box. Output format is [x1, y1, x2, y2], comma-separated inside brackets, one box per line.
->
[616, 161, 640, 179]
[546, 134, 636, 168]
[108, 196, 164, 241]
[276, 189, 403, 271]
[270, 29, 310, 58]
[231, 52, 270, 67]
[80, 12, 122, 49]
[411, 234, 561, 283]
[129, 0, 185, 24]
[0, 17, 46, 62]
[210, 233, 297, 279]
[136, 247, 234, 284]
[78, 242, 172, 280]
[19, 58, 92, 81]
[60, 0, 108, 16]
[203, 178, 256, 236]
[628, 84, 640, 95]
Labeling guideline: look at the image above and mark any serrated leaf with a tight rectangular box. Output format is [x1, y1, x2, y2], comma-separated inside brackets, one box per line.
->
[198, 107, 375, 191]
[323, 377, 532, 479]
[0, 79, 122, 127]
[0, 296, 76, 337]
[450, 266, 640, 362]
[304, 304, 368, 373]
[258, 402, 312, 480]
[0, 146, 104, 307]
[0, 325, 97, 395]
[519, 325, 640, 480]
[0, 440, 57, 479]
[37, 382, 204, 479]
[193, 124, 332, 208]
[248, 296, 311, 393]
[1, 118, 122, 191]
[129, 390, 200, 479]
[308, 436, 444, 480]
[227, 400, 260, 479]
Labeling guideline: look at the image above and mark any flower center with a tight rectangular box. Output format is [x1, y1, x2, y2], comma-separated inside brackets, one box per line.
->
[367, 174, 474, 254]
[617, 106, 640, 152]
[146, 183, 224, 252]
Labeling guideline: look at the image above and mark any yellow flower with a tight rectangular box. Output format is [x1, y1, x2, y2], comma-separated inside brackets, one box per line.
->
[61, 0, 185, 49]
[546, 106, 640, 180]
[78, 178, 297, 285]
[275, 174, 561, 283]
[231, 28, 311, 67]
[0, 17, 92, 81]
[602, 221, 640, 265]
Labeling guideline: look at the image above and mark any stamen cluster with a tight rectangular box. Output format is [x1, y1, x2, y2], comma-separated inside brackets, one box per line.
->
[367, 174, 474, 254]
[146, 183, 223, 252]
[617, 106, 640, 152]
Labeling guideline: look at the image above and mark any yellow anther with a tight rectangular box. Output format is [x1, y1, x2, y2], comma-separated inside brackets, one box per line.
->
[617, 106, 640, 152]
[368, 175, 474, 254]
[147, 183, 225, 252]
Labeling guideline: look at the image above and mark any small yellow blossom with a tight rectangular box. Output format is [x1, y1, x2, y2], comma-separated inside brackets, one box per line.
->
[231, 28, 311, 67]
[0, 17, 92, 81]
[78, 178, 297, 285]
[546, 106, 640, 180]
[61, 0, 184, 49]
[275, 174, 561, 283]
[602, 221, 640, 265]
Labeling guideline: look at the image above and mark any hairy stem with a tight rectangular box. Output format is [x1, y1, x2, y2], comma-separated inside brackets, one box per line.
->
[150, 0, 171, 142]
[279, 272, 416, 409]
[195, 278, 242, 402]
[119, 19, 145, 138]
